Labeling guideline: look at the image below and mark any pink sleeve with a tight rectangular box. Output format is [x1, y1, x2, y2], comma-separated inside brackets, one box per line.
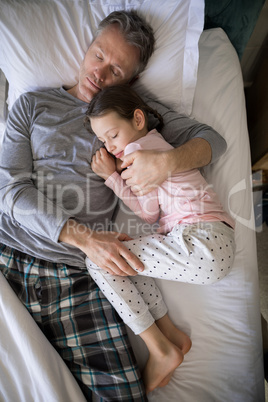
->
[124, 142, 142, 156]
[105, 172, 160, 224]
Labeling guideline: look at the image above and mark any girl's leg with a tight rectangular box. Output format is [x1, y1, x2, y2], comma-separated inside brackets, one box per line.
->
[156, 313, 192, 355]
[138, 321, 184, 394]
[87, 222, 235, 332]
[86, 264, 191, 393]
[87, 261, 166, 335]
[132, 276, 192, 391]
[124, 221, 235, 285]
[155, 313, 192, 388]
[132, 276, 191, 354]
[86, 222, 234, 392]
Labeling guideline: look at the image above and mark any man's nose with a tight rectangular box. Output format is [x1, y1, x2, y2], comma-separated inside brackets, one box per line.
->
[94, 65, 107, 82]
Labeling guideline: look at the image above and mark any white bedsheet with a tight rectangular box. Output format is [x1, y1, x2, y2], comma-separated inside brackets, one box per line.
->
[0, 28, 265, 402]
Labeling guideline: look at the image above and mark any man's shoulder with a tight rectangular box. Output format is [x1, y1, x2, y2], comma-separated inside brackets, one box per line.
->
[19, 87, 63, 101]
[13, 87, 61, 107]
[13, 87, 80, 112]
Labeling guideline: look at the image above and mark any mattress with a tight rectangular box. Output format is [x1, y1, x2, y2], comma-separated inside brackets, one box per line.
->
[0, 28, 265, 402]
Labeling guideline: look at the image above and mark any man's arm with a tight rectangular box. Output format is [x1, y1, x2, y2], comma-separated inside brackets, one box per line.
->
[59, 219, 144, 275]
[121, 96, 226, 195]
[0, 94, 71, 241]
[146, 96, 226, 163]
[121, 137, 211, 195]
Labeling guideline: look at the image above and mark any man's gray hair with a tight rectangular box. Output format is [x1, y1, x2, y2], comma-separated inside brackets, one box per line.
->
[95, 10, 155, 77]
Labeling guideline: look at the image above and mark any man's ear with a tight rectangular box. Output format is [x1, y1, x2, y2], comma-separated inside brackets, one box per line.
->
[133, 109, 146, 130]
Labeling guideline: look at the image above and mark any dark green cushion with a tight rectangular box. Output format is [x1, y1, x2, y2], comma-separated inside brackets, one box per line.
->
[204, 0, 265, 58]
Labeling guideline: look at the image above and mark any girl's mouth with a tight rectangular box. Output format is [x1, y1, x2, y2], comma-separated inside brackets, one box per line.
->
[115, 151, 123, 159]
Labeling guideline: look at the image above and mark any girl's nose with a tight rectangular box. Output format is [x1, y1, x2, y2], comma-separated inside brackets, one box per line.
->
[106, 141, 115, 153]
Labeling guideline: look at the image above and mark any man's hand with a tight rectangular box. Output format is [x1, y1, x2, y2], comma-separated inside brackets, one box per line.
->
[59, 219, 144, 275]
[121, 149, 172, 196]
[84, 230, 144, 275]
[92, 148, 116, 180]
[120, 138, 212, 195]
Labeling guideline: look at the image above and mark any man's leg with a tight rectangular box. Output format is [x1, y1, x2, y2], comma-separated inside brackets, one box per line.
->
[0, 244, 147, 402]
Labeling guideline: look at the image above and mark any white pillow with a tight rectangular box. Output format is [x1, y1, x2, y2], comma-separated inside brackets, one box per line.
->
[0, 0, 204, 115]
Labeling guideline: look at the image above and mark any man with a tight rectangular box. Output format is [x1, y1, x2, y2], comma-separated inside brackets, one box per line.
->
[0, 10, 226, 401]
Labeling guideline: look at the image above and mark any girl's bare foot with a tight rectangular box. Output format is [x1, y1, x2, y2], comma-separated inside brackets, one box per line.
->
[155, 314, 192, 388]
[158, 373, 173, 388]
[139, 316, 191, 393]
[142, 341, 183, 394]
[156, 314, 192, 355]
[139, 323, 185, 394]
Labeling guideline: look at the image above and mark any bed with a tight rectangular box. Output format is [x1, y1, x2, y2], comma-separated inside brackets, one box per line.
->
[0, 1, 265, 401]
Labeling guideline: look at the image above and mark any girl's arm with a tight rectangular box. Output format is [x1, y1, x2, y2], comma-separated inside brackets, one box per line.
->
[91, 148, 160, 224]
[105, 171, 160, 224]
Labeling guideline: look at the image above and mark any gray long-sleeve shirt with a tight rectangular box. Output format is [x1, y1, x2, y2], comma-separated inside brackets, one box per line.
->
[0, 88, 226, 267]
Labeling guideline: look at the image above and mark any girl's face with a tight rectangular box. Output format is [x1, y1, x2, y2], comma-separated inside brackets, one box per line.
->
[90, 110, 145, 160]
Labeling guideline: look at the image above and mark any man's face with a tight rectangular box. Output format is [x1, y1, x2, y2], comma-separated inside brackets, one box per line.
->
[77, 25, 140, 103]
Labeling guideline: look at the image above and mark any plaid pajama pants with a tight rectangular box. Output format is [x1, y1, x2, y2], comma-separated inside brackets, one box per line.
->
[0, 243, 147, 402]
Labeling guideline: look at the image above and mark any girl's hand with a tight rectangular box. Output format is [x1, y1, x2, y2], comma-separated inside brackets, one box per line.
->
[116, 158, 124, 174]
[92, 148, 116, 180]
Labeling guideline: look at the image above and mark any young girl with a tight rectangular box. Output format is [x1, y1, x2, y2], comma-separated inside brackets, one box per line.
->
[84, 85, 235, 393]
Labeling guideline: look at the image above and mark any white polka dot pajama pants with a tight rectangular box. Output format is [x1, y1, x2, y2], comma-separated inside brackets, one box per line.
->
[86, 221, 235, 335]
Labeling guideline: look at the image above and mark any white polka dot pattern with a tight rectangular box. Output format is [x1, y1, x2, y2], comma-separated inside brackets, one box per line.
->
[86, 222, 235, 334]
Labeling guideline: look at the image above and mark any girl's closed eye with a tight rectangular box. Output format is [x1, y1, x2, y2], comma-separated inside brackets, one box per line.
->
[112, 134, 118, 139]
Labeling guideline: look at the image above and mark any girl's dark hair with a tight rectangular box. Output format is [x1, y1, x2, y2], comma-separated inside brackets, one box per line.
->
[85, 85, 163, 131]
[95, 10, 155, 77]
